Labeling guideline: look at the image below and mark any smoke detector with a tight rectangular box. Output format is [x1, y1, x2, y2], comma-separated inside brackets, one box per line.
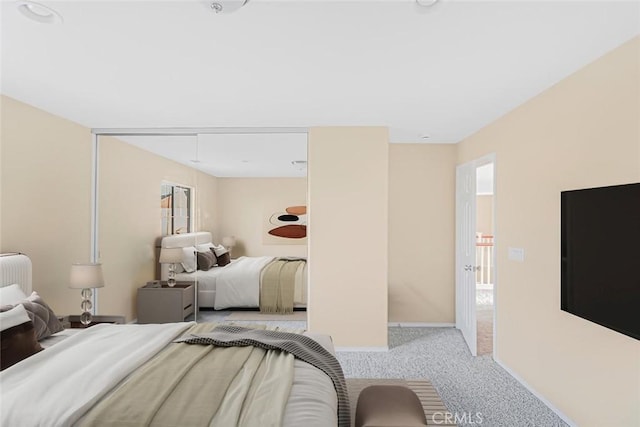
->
[209, 0, 250, 14]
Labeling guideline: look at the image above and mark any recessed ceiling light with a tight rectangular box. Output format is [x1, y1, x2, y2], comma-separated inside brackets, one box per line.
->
[208, 0, 250, 14]
[421, 135, 430, 140]
[17, 1, 63, 24]
[416, 0, 439, 7]
[415, 0, 441, 14]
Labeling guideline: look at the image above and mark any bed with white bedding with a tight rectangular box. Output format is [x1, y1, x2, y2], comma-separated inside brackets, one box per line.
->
[1, 323, 343, 427]
[0, 253, 344, 427]
[161, 232, 307, 310]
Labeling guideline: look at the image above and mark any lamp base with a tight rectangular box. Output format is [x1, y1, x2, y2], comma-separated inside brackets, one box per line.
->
[80, 288, 93, 325]
[167, 264, 176, 287]
[80, 311, 93, 325]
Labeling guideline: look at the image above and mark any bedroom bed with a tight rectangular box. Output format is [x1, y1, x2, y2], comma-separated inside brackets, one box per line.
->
[160, 232, 307, 310]
[0, 253, 346, 427]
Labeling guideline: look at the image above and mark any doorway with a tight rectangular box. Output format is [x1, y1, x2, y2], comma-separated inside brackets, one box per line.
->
[475, 163, 494, 356]
[455, 154, 496, 357]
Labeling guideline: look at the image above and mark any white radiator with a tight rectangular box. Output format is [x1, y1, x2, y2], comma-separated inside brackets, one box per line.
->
[0, 253, 33, 294]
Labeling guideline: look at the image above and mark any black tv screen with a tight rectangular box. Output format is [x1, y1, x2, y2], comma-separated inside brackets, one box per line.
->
[561, 182, 640, 340]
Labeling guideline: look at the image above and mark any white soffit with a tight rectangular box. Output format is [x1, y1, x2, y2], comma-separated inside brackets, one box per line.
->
[114, 133, 308, 178]
[1, 1, 639, 143]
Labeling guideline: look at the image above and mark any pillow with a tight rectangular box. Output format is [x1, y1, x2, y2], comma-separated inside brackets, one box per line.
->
[216, 251, 231, 267]
[0, 292, 64, 340]
[1, 304, 43, 371]
[181, 246, 197, 273]
[0, 284, 28, 305]
[0, 302, 31, 331]
[196, 251, 216, 271]
[211, 244, 227, 257]
[195, 242, 215, 253]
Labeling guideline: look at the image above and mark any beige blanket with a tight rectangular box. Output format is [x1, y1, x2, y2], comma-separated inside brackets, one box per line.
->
[79, 323, 295, 427]
[260, 259, 305, 314]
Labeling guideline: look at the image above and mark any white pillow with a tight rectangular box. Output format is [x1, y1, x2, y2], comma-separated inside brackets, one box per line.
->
[0, 304, 31, 332]
[0, 284, 29, 305]
[212, 244, 228, 257]
[181, 246, 197, 273]
[195, 243, 215, 253]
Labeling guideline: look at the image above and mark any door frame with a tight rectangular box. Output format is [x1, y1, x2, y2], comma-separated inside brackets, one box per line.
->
[455, 153, 497, 357]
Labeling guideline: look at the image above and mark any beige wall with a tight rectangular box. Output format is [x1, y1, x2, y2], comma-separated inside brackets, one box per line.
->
[457, 37, 640, 426]
[388, 144, 456, 323]
[476, 195, 493, 237]
[307, 127, 388, 348]
[216, 178, 307, 258]
[0, 96, 219, 321]
[98, 137, 218, 321]
[0, 95, 92, 315]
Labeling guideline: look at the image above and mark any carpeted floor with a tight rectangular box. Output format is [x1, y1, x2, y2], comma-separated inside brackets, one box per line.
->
[347, 378, 456, 426]
[338, 327, 568, 427]
[192, 310, 567, 427]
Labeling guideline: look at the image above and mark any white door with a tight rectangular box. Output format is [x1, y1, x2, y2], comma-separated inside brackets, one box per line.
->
[456, 161, 477, 356]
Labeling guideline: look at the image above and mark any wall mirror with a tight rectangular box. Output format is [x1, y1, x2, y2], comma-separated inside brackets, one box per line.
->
[94, 130, 308, 322]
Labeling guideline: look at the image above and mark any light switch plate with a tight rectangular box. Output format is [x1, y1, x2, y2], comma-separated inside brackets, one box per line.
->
[508, 247, 525, 262]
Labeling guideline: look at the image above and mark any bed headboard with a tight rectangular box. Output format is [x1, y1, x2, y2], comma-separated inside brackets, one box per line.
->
[0, 253, 33, 294]
[159, 232, 213, 280]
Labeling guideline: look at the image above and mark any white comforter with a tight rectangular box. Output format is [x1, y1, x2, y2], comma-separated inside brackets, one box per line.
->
[0, 322, 192, 427]
[214, 256, 275, 310]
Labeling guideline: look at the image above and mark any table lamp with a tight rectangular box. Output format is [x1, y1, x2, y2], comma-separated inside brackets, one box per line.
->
[159, 247, 183, 287]
[222, 236, 236, 256]
[69, 263, 105, 326]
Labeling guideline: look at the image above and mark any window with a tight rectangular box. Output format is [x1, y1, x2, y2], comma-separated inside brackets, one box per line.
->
[161, 183, 192, 236]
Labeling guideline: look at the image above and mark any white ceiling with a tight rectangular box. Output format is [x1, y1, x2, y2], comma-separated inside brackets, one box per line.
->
[2, 0, 639, 175]
[115, 132, 308, 177]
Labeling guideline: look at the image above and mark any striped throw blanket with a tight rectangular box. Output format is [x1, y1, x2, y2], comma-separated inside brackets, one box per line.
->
[176, 325, 350, 427]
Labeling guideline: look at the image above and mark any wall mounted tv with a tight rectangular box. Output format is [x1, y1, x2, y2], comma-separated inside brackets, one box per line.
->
[561, 182, 640, 340]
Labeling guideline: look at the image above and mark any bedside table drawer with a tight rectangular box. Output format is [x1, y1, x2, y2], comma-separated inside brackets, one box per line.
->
[137, 283, 195, 324]
[182, 285, 195, 318]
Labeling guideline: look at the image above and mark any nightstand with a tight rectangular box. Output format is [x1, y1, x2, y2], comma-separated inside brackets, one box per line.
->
[137, 282, 194, 324]
[62, 315, 125, 329]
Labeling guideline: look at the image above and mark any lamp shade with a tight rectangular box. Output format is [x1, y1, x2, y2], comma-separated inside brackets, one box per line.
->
[159, 247, 183, 264]
[222, 236, 236, 248]
[69, 264, 105, 289]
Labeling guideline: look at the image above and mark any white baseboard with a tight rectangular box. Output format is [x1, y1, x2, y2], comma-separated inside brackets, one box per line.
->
[494, 357, 577, 427]
[388, 322, 455, 328]
[335, 346, 389, 352]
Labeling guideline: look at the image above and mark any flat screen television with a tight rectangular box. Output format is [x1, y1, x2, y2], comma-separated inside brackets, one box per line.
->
[561, 182, 640, 340]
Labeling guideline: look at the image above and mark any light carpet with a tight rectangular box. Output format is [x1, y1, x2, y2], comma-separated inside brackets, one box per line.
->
[347, 378, 456, 427]
[337, 328, 568, 427]
[192, 311, 567, 426]
[225, 310, 307, 321]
